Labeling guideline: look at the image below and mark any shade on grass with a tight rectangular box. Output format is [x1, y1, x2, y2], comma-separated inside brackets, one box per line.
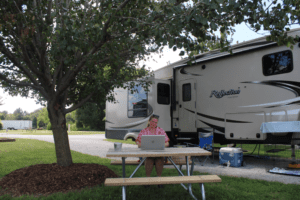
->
[0, 138, 299, 200]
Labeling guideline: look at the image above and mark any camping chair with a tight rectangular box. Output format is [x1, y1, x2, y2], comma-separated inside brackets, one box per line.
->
[198, 132, 214, 166]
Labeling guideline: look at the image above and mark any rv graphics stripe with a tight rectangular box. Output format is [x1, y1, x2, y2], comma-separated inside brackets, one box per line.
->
[110, 121, 146, 129]
[180, 68, 202, 76]
[184, 108, 252, 123]
[265, 100, 300, 108]
[105, 120, 114, 124]
[110, 107, 154, 129]
[241, 81, 300, 97]
[199, 120, 225, 133]
[197, 128, 212, 133]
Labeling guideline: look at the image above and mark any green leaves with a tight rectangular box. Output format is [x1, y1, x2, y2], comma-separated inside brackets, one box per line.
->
[210, 22, 217, 31]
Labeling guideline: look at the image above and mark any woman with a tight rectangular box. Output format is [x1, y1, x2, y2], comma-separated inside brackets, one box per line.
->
[135, 114, 170, 189]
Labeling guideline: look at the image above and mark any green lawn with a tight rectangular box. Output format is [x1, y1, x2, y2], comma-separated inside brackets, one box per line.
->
[2, 129, 297, 159]
[0, 130, 105, 135]
[0, 138, 299, 200]
[213, 143, 300, 160]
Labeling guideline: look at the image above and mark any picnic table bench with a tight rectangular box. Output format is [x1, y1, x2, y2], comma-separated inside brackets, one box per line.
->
[105, 147, 222, 200]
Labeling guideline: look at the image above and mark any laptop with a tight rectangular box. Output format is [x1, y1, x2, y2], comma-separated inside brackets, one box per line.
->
[141, 135, 165, 150]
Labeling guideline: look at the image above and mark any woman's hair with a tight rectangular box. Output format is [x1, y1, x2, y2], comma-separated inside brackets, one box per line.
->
[147, 115, 159, 128]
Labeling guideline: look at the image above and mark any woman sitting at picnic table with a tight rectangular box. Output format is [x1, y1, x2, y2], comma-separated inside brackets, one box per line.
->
[135, 114, 170, 189]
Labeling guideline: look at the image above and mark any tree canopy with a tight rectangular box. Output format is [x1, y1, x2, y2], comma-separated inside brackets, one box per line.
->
[0, 0, 299, 166]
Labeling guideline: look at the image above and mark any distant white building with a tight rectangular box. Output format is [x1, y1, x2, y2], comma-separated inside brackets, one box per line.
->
[1, 120, 32, 130]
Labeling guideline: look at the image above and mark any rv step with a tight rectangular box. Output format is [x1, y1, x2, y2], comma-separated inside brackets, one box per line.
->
[176, 137, 193, 140]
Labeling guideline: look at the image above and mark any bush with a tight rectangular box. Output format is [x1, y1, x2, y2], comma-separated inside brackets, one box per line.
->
[70, 123, 78, 131]
[0, 122, 2, 130]
[47, 122, 52, 130]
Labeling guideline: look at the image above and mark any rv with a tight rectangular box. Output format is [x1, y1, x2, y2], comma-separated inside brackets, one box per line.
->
[1, 120, 32, 130]
[105, 28, 300, 148]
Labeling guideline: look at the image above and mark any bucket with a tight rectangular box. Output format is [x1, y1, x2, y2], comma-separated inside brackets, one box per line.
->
[114, 143, 122, 151]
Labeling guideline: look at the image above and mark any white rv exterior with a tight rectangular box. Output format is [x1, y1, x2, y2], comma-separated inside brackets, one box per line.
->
[105, 28, 300, 147]
[1, 120, 32, 130]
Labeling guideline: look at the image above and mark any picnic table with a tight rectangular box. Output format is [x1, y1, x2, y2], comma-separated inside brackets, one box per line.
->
[105, 147, 221, 200]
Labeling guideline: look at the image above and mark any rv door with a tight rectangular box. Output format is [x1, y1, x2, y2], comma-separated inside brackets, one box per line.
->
[153, 79, 172, 132]
[178, 79, 196, 132]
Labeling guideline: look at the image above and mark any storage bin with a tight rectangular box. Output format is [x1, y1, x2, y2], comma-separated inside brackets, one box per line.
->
[219, 147, 243, 167]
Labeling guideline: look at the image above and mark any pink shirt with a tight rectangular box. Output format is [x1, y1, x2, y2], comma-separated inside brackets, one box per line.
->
[135, 127, 170, 145]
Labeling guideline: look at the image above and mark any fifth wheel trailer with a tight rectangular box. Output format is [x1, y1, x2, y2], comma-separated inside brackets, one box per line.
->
[1, 120, 32, 130]
[105, 28, 300, 148]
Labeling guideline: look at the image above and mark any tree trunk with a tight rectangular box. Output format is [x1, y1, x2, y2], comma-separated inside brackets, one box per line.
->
[47, 102, 73, 167]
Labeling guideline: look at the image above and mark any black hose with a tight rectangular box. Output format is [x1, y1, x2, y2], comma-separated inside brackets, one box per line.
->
[244, 144, 258, 157]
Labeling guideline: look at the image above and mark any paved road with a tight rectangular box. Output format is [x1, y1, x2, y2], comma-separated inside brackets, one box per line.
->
[1, 133, 299, 185]
[1, 133, 139, 161]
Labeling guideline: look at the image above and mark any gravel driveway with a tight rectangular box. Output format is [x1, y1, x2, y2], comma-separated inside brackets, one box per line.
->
[2, 133, 299, 185]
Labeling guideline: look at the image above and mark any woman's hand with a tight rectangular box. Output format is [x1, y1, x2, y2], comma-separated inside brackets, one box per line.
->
[165, 142, 169, 147]
[137, 142, 141, 148]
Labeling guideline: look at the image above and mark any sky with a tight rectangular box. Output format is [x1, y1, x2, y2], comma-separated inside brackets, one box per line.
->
[0, 22, 299, 114]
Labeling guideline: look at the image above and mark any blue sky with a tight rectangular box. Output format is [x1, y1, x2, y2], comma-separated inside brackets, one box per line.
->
[1, 22, 299, 114]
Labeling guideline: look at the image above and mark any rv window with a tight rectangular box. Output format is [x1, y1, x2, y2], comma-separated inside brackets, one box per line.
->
[262, 50, 293, 76]
[128, 83, 148, 118]
[157, 83, 170, 105]
[182, 83, 191, 102]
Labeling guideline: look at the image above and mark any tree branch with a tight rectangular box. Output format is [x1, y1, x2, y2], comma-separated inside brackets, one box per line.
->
[64, 92, 94, 114]
[0, 38, 42, 88]
[58, 0, 132, 93]
[0, 65, 24, 74]
[0, 73, 48, 98]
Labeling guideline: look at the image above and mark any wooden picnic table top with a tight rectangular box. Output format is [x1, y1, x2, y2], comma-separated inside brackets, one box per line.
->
[106, 147, 211, 157]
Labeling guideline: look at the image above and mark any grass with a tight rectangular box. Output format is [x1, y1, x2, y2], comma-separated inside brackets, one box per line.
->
[213, 143, 300, 160]
[1, 138, 299, 200]
[0, 130, 105, 135]
[2, 129, 298, 159]
[103, 138, 137, 145]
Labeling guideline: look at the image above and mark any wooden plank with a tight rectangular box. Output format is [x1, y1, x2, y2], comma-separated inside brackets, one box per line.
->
[106, 147, 211, 158]
[104, 175, 221, 186]
[110, 160, 193, 165]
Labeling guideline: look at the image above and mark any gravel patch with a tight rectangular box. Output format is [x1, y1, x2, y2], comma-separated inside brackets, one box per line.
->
[2, 133, 299, 185]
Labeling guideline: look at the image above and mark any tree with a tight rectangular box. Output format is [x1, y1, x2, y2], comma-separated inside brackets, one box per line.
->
[37, 107, 50, 129]
[13, 107, 24, 120]
[32, 116, 37, 128]
[66, 110, 76, 124]
[0, 0, 298, 167]
[76, 102, 105, 131]
[0, 96, 4, 106]
[0, 111, 7, 120]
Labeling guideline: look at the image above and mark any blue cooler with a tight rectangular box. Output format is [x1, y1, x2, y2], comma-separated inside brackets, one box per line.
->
[219, 147, 243, 167]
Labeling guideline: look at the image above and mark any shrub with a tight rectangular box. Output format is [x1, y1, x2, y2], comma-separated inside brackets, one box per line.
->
[70, 123, 78, 131]
[0, 121, 2, 130]
[47, 122, 52, 130]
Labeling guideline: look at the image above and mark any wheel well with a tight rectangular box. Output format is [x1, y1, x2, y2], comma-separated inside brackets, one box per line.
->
[125, 137, 136, 142]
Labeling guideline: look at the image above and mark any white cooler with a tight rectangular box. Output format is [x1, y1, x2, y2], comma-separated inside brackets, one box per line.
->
[219, 147, 243, 167]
